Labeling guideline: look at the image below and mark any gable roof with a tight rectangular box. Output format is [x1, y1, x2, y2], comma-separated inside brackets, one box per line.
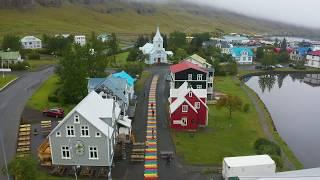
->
[224, 155, 275, 167]
[231, 47, 254, 57]
[21, 36, 41, 42]
[87, 78, 105, 93]
[170, 60, 207, 73]
[50, 91, 119, 138]
[139, 43, 154, 54]
[169, 97, 197, 114]
[96, 75, 128, 104]
[170, 82, 208, 109]
[308, 50, 320, 56]
[274, 48, 294, 54]
[0, 51, 21, 60]
[112, 71, 136, 87]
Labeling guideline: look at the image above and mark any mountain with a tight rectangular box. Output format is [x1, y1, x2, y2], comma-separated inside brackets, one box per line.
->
[0, 0, 319, 41]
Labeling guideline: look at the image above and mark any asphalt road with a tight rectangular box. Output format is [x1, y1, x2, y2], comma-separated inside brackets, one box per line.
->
[0, 67, 54, 180]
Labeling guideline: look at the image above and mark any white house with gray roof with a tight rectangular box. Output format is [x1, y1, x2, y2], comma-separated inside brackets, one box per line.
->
[49, 91, 120, 167]
[21, 36, 42, 49]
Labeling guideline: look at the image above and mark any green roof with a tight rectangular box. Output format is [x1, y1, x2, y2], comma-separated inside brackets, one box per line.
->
[0, 51, 21, 60]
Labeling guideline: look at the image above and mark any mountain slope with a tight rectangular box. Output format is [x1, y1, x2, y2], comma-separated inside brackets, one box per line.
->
[0, 1, 319, 40]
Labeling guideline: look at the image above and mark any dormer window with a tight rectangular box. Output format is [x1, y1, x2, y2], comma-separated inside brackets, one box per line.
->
[188, 92, 192, 97]
[74, 115, 80, 124]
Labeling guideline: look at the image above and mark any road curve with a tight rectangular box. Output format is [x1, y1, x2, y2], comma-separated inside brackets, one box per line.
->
[0, 67, 54, 179]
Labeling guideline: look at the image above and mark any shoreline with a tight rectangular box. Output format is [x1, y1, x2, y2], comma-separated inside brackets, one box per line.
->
[238, 72, 304, 170]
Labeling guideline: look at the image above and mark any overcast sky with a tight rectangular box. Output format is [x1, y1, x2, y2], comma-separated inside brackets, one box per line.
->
[134, 0, 320, 29]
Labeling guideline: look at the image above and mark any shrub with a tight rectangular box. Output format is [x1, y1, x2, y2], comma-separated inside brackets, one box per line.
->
[270, 155, 283, 171]
[243, 103, 250, 112]
[28, 51, 40, 60]
[9, 61, 30, 71]
[48, 94, 59, 103]
[254, 138, 281, 156]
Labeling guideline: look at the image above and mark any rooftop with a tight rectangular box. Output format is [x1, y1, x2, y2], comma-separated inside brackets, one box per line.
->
[308, 50, 320, 56]
[224, 155, 275, 167]
[170, 60, 207, 73]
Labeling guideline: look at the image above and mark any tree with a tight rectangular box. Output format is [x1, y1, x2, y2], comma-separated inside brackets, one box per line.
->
[274, 38, 279, 48]
[57, 45, 88, 104]
[280, 38, 287, 53]
[256, 47, 265, 61]
[168, 31, 187, 51]
[1, 34, 21, 51]
[135, 35, 149, 48]
[162, 33, 168, 49]
[276, 52, 289, 63]
[5, 155, 37, 180]
[107, 33, 119, 65]
[216, 95, 243, 119]
[261, 52, 276, 67]
[173, 48, 188, 63]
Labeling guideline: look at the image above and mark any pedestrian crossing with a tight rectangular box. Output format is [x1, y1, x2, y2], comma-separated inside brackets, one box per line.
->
[144, 76, 159, 180]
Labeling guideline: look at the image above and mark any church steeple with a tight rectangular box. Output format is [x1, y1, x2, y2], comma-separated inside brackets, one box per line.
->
[153, 26, 163, 49]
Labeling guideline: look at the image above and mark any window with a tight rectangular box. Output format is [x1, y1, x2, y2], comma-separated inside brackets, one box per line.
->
[89, 146, 98, 160]
[66, 126, 75, 137]
[95, 132, 101, 137]
[197, 85, 202, 89]
[188, 74, 192, 80]
[182, 105, 188, 112]
[74, 115, 80, 123]
[61, 146, 71, 159]
[181, 117, 187, 126]
[195, 102, 201, 109]
[197, 74, 203, 81]
[56, 131, 61, 137]
[188, 92, 192, 97]
[80, 126, 90, 137]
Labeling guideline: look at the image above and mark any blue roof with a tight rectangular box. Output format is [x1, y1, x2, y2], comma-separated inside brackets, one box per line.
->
[112, 71, 136, 87]
[297, 47, 312, 56]
[231, 47, 253, 57]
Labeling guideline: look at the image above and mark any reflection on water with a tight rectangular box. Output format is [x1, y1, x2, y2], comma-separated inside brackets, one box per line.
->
[245, 74, 320, 168]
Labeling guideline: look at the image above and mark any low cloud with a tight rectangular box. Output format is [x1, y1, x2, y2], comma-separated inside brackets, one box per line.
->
[130, 0, 320, 29]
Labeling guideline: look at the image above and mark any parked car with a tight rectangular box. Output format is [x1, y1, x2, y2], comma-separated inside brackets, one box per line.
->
[275, 64, 283, 68]
[43, 108, 64, 118]
[289, 63, 296, 68]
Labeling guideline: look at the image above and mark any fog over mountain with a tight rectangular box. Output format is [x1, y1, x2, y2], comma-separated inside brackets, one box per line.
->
[131, 0, 320, 29]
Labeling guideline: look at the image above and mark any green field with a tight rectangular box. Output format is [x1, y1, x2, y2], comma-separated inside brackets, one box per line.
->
[26, 74, 74, 112]
[135, 71, 151, 93]
[0, 75, 17, 89]
[113, 51, 129, 67]
[173, 76, 265, 165]
[27, 58, 58, 70]
[0, 2, 317, 40]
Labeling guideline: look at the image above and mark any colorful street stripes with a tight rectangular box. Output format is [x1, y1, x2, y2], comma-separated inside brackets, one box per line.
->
[144, 76, 159, 180]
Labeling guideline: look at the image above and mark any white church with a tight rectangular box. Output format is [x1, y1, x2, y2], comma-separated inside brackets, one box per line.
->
[139, 26, 173, 64]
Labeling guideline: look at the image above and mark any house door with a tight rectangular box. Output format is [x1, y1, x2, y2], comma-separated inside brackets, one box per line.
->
[157, 58, 161, 63]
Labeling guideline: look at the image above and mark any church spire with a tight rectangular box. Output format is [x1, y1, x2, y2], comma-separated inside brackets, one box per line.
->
[153, 25, 163, 42]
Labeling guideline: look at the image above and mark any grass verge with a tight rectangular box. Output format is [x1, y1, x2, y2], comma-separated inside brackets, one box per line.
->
[0, 75, 17, 89]
[26, 74, 74, 113]
[27, 58, 58, 70]
[172, 76, 265, 165]
[135, 71, 151, 93]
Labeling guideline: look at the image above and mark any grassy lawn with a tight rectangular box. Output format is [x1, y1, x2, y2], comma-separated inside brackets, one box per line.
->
[27, 58, 58, 70]
[173, 76, 265, 165]
[135, 71, 151, 93]
[26, 74, 74, 113]
[0, 75, 17, 89]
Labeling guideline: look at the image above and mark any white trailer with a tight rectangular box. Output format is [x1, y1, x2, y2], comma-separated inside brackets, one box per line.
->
[222, 155, 276, 180]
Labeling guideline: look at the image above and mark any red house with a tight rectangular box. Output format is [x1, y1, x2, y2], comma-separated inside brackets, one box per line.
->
[169, 82, 208, 130]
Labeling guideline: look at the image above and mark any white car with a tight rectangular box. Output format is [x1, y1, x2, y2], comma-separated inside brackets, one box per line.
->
[275, 64, 283, 68]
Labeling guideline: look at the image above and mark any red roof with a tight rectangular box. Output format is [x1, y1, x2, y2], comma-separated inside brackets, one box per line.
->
[274, 48, 293, 54]
[170, 60, 207, 73]
[308, 50, 320, 56]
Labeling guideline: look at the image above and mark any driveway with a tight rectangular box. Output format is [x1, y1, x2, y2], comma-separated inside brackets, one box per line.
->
[0, 67, 54, 180]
